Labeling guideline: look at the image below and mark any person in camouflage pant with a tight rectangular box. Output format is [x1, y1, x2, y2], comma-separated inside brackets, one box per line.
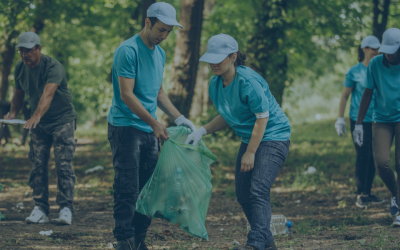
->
[5, 32, 77, 225]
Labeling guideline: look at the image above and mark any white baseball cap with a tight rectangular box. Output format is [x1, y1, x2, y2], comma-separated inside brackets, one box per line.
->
[147, 2, 183, 29]
[379, 28, 400, 54]
[361, 36, 380, 49]
[199, 34, 238, 64]
[17, 31, 40, 49]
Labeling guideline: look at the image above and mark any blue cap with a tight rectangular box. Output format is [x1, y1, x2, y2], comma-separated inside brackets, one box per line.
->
[199, 34, 239, 64]
[147, 2, 183, 29]
[361, 36, 380, 49]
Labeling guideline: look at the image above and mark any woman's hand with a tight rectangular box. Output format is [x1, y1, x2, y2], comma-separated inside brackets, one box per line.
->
[241, 151, 255, 172]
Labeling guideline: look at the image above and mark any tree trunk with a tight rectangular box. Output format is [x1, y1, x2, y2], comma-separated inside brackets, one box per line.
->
[248, 0, 288, 106]
[189, 0, 215, 120]
[372, 0, 391, 41]
[141, 0, 156, 28]
[163, 0, 205, 126]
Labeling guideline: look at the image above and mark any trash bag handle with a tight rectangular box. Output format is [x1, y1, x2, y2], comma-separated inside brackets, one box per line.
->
[166, 138, 218, 161]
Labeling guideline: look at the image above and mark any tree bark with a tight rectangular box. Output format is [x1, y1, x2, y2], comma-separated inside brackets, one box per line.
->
[248, 0, 288, 106]
[163, 0, 205, 126]
[141, 0, 156, 28]
[373, 0, 391, 41]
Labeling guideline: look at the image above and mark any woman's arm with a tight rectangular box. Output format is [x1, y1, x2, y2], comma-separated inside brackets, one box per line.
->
[203, 115, 229, 134]
[338, 87, 353, 117]
[241, 117, 269, 172]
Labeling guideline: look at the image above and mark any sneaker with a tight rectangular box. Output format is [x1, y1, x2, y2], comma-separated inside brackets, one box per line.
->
[135, 233, 148, 250]
[265, 242, 278, 250]
[393, 215, 400, 226]
[114, 237, 136, 250]
[52, 207, 72, 225]
[356, 195, 369, 208]
[25, 206, 49, 224]
[367, 194, 384, 204]
[390, 196, 399, 216]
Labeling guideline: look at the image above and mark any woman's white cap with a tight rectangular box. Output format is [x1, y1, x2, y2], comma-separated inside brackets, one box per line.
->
[379, 28, 400, 54]
[199, 34, 238, 64]
[147, 2, 183, 29]
[361, 36, 380, 49]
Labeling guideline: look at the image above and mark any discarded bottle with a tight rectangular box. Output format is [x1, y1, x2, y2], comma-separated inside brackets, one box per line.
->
[247, 215, 292, 235]
[165, 168, 184, 219]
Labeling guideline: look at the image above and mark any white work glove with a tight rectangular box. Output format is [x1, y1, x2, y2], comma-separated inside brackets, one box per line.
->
[185, 127, 207, 145]
[335, 117, 346, 136]
[353, 124, 364, 147]
[175, 115, 196, 132]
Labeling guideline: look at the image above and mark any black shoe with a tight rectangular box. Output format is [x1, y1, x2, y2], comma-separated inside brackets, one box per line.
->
[135, 233, 148, 250]
[356, 195, 369, 208]
[114, 237, 136, 250]
[265, 242, 278, 250]
[233, 245, 259, 250]
[367, 194, 384, 204]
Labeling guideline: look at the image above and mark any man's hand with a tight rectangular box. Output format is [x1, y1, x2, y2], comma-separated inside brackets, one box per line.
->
[3, 113, 15, 120]
[353, 124, 364, 147]
[185, 127, 207, 145]
[152, 121, 170, 141]
[174, 115, 196, 132]
[241, 151, 255, 172]
[24, 115, 41, 129]
[335, 117, 346, 136]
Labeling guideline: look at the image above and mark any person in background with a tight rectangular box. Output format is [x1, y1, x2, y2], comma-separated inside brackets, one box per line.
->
[107, 2, 196, 250]
[5, 31, 77, 225]
[353, 28, 400, 226]
[335, 36, 383, 208]
[186, 34, 291, 250]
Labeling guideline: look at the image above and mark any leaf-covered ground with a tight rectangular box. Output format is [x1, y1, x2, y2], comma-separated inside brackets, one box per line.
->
[1, 120, 400, 249]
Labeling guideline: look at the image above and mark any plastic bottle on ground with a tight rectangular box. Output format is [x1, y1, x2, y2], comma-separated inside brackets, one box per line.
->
[165, 168, 184, 219]
[247, 215, 292, 235]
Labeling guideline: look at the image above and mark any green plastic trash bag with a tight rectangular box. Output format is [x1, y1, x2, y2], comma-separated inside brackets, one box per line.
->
[136, 126, 217, 240]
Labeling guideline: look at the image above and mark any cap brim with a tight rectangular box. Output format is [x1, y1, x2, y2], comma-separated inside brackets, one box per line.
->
[16, 43, 36, 49]
[199, 53, 229, 64]
[157, 17, 183, 29]
[379, 44, 400, 54]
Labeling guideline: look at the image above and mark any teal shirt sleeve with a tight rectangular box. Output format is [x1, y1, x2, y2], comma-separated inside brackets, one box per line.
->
[365, 61, 376, 90]
[115, 46, 137, 79]
[241, 79, 269, 114]
[344, 69, 355, 88]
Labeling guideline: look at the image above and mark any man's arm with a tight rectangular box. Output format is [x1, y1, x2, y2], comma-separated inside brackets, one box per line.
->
[5, 89, 25, 119]
[156, 85, 181, 120]
[119, 76, 169, 140]
[24, 83, 58, 129]
[356, 88, 373, 124]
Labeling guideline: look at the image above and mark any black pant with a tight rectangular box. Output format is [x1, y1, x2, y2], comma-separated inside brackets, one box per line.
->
[108, 123, 159, 241]
[350, 119, 376, 195]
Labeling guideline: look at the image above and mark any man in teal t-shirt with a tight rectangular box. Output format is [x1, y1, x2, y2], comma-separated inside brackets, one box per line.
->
[107, 3, 196, 250]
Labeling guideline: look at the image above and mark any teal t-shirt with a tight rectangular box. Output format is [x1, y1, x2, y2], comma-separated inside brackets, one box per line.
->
[343, 62, 374, 122]
[107, 34, 166, 132]
[365, 54, 400, 122]
[208, 66, 291, 143]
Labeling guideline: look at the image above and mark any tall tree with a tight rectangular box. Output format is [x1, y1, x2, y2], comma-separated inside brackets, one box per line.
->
[372, 0, 390, 41]
[164, 0, 205, 126]
[141, 0, 156, 28]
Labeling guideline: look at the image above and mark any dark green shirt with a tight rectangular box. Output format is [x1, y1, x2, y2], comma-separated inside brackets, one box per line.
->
[14, 55, 77, 127]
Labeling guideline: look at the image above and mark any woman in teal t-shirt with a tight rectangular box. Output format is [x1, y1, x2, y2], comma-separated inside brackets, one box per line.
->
[335, 36, 383, 208]
[185, 34, 291, 250]
[354, 28, 400, 226]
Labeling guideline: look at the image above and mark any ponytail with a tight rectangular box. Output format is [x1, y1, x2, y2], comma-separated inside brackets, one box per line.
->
[229, 51, 247, 67]
[358, 45, 365, 62]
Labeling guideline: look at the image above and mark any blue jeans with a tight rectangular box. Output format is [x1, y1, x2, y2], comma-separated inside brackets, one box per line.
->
[108, 123, 159, 241]
[235, 140, 290, 250]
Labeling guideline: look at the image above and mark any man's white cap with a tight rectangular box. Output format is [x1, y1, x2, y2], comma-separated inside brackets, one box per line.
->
[379, 28, 400, 54]
[361, 36, 380, 49]
[199, 34, 238, 64]
[147, 2, 183, 29]
[17, 31, 40, 49]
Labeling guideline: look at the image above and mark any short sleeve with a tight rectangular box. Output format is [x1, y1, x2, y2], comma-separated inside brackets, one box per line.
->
[344, 69, 355, 88]
[242, 79, 269, 114]
[115, 46, 137, 79]
[365, 61, 376, 90]
[46, 63, 64, 85]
